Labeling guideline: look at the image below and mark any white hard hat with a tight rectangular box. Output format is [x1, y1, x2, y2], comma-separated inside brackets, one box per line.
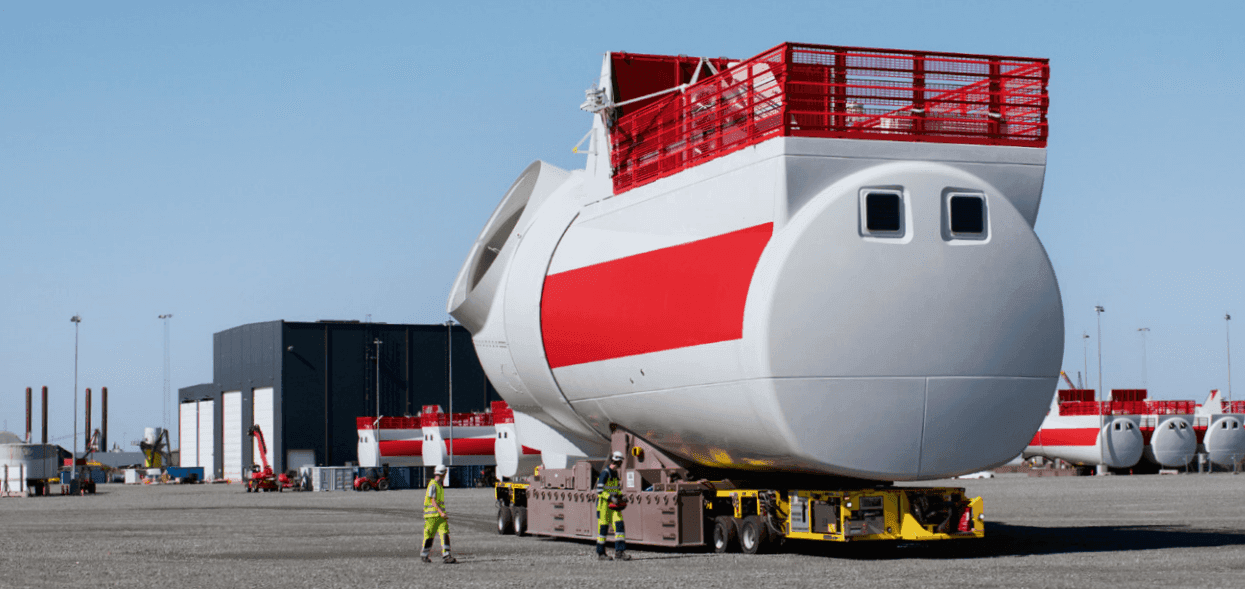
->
[434, 465, 447, 475]
[610, 450, 624, 463]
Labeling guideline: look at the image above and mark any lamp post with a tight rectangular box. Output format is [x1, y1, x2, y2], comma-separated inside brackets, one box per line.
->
[1082, 332, 1091, 389]
[158, 314, 172, 436]
[71, 315, 81, 486]
[445, 319, 455, 467]
[1138, 327, 1150, 390]
[1095, 305, 1106, 472]
[373, 338, 383, 421]
[1227, 314, 1233, 410]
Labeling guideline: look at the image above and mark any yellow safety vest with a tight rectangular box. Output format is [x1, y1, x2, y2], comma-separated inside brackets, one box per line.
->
[424, 480, 445, 519]
[597, 467, 621, 501]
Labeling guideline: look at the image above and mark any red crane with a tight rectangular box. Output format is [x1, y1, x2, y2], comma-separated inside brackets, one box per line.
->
[246, 425, 285, 492]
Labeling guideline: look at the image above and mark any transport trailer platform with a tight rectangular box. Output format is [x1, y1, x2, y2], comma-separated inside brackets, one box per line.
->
[494, 429, 983, 553]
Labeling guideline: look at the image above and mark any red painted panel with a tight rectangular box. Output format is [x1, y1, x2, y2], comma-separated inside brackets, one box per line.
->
[379, 440, 423, 456]
[442, 438, 495, 456]
[1035, 428, 1098, 447]
[542, 223, 773, 368]
[522, 446, 539, 455]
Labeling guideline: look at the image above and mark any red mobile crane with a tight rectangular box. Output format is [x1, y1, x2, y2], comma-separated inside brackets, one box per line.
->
[246, 425, 288, 492]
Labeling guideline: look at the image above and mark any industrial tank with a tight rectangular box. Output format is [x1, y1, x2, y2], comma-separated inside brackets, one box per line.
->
[1, 444, 59, 495]
[448, 43, 1062, 481]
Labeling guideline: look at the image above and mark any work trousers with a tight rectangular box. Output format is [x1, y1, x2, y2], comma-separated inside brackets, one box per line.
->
[596, 503, 626, 554]
[421, 516, 451, 557]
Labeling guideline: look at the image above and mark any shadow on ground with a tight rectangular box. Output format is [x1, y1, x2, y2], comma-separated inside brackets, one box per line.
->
[785, 522, 1245, 560]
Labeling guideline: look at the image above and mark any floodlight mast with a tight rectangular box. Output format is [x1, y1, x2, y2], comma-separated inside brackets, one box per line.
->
[71, 314, 81, 487]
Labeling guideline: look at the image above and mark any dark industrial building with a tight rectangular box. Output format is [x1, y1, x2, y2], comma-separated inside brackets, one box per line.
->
[177, 320, 498, 480]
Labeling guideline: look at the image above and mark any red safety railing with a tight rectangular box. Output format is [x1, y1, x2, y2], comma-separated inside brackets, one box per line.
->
[418, 405, 495, 428]
[1059, 400, 1196, 416]
[610, 43, 1049, 194]
[356, 416, 421, 430]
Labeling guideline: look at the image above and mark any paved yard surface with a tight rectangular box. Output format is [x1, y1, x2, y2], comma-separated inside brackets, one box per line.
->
[3, 474, 1244, 588]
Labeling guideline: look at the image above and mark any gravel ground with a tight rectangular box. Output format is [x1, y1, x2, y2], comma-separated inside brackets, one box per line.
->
[2, 474, 1244, 588]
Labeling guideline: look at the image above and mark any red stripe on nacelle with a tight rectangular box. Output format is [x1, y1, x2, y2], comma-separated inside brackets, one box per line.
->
[379, 440, 423, 456]
[1032, 428, 1099, 447]
[541, 223, 773, 368]
[442, 438, 495, 456]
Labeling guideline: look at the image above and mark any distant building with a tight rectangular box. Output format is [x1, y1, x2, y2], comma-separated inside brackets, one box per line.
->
[177, 320, 498, 480]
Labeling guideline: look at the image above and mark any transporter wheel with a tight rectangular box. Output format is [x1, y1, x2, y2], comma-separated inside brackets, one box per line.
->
[512, 506, 528, 536]
[497, 505, 514, 535]
[739, 516, 769, 554]
[712, 516, 738, 553]
[378, 479, 390, 491]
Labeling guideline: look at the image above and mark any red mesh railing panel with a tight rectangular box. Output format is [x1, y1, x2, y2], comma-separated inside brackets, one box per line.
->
[610, 43, 1049, 194]
[1111, 389, 1148, 402]
[419, 408, 495, 428]
[356, 416, 421, 430]
[1060, 400, 1196, 416]
[1058, 389, 1095, 403]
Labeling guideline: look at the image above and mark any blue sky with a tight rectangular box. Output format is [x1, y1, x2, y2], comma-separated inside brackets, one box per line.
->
[2, 1, 1242, 449]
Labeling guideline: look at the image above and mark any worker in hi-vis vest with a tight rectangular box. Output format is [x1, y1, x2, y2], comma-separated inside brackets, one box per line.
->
[595, 450, 631, 560]
[422, 465, 457, 563]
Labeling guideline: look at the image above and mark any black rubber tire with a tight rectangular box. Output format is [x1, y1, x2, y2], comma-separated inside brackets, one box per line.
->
[712, 516, 738, 553]
[512, 506, 528, 536]
[377, 479, 390, 491]
[739, 515, 768, 554]
[497, 505, 514, 535]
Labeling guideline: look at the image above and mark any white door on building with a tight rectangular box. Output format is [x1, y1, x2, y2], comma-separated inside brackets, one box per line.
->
[179, 402, 198, 468]
[252, 387, 275, 472]
[199, 399, 216, 479]
[223, 391, 242, 481]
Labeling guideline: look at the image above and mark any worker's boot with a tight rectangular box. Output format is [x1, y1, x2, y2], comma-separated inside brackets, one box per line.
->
[420, 554, 432, 563]
[442, 554, 457, 564]
[615, 551, 632, 561]
[596, 553, 612, 561]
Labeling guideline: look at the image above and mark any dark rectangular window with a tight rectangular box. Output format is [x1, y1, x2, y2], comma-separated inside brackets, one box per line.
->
[866, 193, 901, 232]
[950, 195, 984, 234]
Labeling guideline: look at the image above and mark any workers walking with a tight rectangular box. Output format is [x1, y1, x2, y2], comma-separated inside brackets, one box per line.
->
[595, 450, 630, 561]
[421, 465, 457, 564]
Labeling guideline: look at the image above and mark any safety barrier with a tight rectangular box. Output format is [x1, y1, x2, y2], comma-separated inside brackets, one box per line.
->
[610, 42, 1049, 194]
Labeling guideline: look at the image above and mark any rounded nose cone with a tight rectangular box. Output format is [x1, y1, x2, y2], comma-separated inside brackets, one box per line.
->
[756, 162, 1063, 479]
[1147, 417, 1197, 467]
[1102, 418, 1145, 468]
[1204, 416, 1245, 468]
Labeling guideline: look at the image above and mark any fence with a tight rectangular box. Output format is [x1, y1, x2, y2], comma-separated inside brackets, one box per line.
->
[609, 43, 1049, 194]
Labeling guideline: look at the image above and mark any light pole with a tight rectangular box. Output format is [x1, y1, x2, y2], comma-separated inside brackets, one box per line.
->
[1095, 305, 1106, 471]
[373, 338, 383, 421]
[1138, 327, 1150, 390]
[445, 319, 455, 467]
[1082, 332, 1091, 389]
[159, 314, 172, 436]
[1227, 314, 1233, 410]
[1095, 307, 1105, 400]
[71, 314, 81, 486]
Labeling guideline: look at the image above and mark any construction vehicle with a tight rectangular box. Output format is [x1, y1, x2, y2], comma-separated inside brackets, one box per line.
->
[353, 466, 391, 491]
[453, 42, 1056, 550]
[496, 427, 982, 551]
[245, 425, 284, 492]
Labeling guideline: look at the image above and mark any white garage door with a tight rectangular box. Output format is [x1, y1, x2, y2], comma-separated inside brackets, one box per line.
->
[199, 399, 216, 479]
[223, 391, 242, 481]
[179, 402, 198, 468]
[252, 387, 275, 471]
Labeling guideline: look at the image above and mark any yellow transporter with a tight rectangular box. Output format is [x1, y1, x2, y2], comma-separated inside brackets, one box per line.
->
[493, 430, 984, 554]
